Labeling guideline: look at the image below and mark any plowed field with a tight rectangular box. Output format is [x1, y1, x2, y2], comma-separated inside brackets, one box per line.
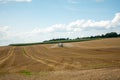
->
[0, 38, 120, 80]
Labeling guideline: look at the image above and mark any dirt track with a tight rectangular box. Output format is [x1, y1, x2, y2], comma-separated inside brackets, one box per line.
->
[0, 38, 120, 80]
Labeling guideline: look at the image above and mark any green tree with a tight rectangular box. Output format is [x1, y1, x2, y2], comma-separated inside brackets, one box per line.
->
[105, 32, 118, 38]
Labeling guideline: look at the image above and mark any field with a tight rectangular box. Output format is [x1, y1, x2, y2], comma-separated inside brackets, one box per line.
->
[0, 38, 120, 80]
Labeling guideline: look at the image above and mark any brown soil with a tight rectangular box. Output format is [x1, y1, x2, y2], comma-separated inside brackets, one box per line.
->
[0, 38, 120, 80]
[0, 68, 120, 80]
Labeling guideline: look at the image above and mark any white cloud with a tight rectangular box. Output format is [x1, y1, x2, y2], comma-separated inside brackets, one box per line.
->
[31, 12, 120, 34]
[0, 26, 28, 41]
[111, 13, 120, 27]
[1, 13, 120, 38]
[0, 26, 9, 32]
[0, 12, 120, 46]
[0, 26, 9, 40]
[29, 24, 66, 36]
[0, 0, 32, 3]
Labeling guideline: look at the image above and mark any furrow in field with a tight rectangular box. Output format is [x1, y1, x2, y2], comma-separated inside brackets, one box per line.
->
[22, 47, 50, 66]
[0, 47, 11, 60]
[6, 48, 16, 70]
[31, 46, 79, 69]
[0, 46, 48, 72]
[0, 47, 15, 65]
[6, 47, 39, 72]
[22, 47, 32, 58]
[23, 47, 56, 68]
[32, 46, 59, 63]
[39, 45, 81, 58]
[34, 45, 67, 62]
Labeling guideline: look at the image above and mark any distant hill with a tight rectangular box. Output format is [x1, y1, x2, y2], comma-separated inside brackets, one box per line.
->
[9, 32, 120, 46]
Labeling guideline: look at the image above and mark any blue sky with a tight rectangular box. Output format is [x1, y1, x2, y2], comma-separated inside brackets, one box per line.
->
[0, 0, 120, 46]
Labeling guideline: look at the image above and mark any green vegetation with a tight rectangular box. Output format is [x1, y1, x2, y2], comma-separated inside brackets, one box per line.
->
[9, 32, 120, 46]
[20, 70, 32, 76]
[9, 38, 98, 46]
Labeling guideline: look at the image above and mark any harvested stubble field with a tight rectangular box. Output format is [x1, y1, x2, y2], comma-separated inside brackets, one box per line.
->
[0, 38, 120, 80]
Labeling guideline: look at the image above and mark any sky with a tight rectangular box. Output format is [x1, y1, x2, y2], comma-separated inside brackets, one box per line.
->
[0, 0, 120, 46]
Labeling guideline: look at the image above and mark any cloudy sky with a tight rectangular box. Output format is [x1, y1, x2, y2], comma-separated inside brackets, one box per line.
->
[0, 0, 120, 46]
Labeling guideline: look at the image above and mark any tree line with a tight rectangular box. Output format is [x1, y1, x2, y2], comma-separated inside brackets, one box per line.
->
[9, 32, 120, 46]
[90, 32, 120, 38]
[44, 32, 120, 42]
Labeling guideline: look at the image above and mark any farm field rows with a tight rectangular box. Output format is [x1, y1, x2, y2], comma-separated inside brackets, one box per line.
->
[0, 38, 120, 80]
